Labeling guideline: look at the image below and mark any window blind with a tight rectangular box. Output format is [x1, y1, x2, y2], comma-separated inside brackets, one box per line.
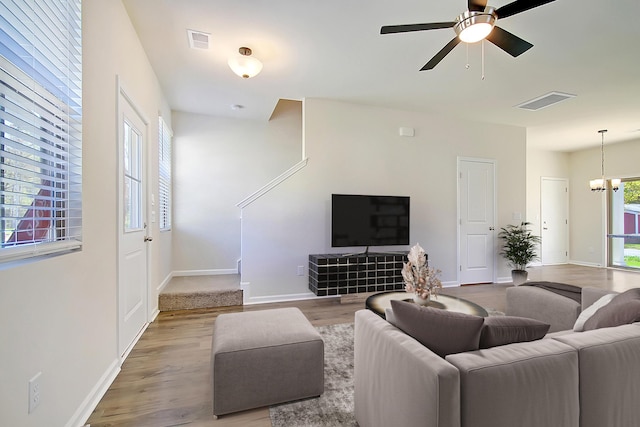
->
[158, 116, 172, 231]
[0, 0, 82, 262]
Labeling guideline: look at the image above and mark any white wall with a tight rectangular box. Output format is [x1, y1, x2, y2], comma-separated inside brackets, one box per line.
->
[240, 98, 527, 300]
[172, 100, 301, 273]
[568, 138, 640, 266]
[0, 1, 171, 426]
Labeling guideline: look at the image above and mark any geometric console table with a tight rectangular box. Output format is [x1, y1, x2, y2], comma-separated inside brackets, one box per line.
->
[308, 252, 418, 296]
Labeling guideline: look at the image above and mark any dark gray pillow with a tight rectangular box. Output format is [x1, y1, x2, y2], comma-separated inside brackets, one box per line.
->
[479, 316, 550, 349]
[583, 288, 640, 331]
[390, 300, 484, 357]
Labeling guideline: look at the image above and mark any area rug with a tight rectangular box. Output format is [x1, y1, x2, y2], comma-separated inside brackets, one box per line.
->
[269, 323, 357, 427]
[269, 309, 503, 426]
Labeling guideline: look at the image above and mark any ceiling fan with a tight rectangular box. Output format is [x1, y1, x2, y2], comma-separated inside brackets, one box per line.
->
[381, 0, 557, 70]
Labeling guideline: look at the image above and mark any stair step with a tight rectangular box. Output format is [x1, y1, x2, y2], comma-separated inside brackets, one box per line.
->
[159, 274, 243, 311]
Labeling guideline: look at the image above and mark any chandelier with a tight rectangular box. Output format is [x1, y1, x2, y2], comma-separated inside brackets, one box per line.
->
[589, 129, 620, 192]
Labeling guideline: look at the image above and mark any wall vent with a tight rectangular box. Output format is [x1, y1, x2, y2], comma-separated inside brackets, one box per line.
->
[516, 91, 576, 111]
[187, 30, 210, 50]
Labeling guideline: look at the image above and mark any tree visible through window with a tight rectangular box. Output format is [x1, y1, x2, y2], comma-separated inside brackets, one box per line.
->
[0, 0, 82, 262]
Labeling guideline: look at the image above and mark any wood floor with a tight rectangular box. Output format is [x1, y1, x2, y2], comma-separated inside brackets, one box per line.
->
[86, 265, 639, 427]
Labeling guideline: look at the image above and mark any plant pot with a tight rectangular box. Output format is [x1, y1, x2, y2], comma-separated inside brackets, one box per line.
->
[511, 269, 528, 286]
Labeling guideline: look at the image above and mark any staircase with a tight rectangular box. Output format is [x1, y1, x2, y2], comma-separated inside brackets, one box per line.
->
[159, 274, 243, 311]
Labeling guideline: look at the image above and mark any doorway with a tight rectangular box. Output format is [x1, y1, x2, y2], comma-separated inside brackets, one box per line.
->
[117, 85, 150, 358]
[458, 158, 496, 284]
[541, 177, 569, 265]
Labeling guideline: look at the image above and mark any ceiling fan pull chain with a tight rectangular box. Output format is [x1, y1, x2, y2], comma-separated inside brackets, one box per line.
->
[481, 39, 485, 80]
[465, 43, 470, 69]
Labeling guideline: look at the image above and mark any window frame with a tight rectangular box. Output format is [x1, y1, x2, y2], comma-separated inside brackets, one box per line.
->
[0, 0, 82, 264]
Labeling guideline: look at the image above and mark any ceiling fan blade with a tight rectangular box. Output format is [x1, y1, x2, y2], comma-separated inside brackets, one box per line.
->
[486, 26, 533, 57]
[421, 37, 461, 70]
[468, 0, 488, 12]
[495, 0, 556, 19]
[381, 22, 455, 34]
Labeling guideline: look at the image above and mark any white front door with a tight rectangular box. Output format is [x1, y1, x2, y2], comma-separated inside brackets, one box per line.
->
[118, 88, 149, 358]
[459, 158, 496, 284]
[541, 177, 569, 265]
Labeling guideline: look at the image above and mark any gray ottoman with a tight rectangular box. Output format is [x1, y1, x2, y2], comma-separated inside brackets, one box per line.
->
[211, 307, 324, 416]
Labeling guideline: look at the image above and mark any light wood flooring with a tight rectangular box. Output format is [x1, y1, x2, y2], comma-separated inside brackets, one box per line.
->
[86, 265, 639, 427]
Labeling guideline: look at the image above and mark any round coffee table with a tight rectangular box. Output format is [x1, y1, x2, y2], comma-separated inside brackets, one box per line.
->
[365, 291, 489, 318]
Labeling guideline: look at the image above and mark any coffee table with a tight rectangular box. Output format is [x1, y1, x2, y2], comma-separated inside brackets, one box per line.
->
[365, 291, 489, 318]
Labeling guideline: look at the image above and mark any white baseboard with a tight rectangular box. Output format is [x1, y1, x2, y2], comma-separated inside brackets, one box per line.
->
[156, 272, 174, 293]
[569, 260, 603, 268]
[172, 268, 238, 277]
[496, 276, 513, 284]
[442, 280, 459, 288]
[65, 358, 120, 427]
[243, 291, 322, 305]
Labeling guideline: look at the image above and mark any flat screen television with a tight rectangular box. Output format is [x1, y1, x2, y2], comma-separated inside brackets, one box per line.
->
[331, 194, 410, 249]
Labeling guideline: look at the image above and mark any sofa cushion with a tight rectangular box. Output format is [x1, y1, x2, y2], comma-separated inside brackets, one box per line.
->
[390, 300, 484, 357]
[552, 324, 640, 427]
[479, 316, 550, 349]
[446, 339, 580, 427]
[573, 293, 617, 332]
[583, 288, 640, 331]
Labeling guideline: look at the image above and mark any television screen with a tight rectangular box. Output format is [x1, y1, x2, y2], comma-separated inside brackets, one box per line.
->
[331, 194, 410, 248]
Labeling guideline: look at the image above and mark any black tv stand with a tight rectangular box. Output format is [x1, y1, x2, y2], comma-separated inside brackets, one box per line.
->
[308, 251, 424, 297]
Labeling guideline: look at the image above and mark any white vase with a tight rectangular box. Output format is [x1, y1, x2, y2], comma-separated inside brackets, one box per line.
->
[511, 269, 528, 286]
[412, 293, 431, 306]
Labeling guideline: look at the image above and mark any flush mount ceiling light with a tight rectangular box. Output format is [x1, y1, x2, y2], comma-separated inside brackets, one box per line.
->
[590, 129, 621, 192]
[228, 47, 263, 79]
[454, 8, 496, 43]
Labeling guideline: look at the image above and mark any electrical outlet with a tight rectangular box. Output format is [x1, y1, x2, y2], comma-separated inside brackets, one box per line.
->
[297, 265, 304, 276]
[29, 372, 42, 413]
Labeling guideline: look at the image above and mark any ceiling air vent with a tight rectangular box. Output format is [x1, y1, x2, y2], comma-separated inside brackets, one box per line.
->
[516, 91, 576, 111]
[187, 30, 210, 50]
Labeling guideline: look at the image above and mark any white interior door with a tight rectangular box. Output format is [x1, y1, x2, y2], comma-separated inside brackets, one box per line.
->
[118, 88, 149, 358]
[541, 177, 569, 265]
[459, 158, 496, 284]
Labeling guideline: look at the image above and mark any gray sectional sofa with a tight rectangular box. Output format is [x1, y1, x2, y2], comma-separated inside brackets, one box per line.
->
[354, 287, 640, 427]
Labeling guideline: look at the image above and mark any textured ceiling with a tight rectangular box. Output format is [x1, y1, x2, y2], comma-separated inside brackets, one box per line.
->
[123, 0, 640, 151]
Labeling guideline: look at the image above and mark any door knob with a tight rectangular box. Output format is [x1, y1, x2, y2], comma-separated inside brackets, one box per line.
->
[144, 236, 153, 242]
[489, 227, 495, 231]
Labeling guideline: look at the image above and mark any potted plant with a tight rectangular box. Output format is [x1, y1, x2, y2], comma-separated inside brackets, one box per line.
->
[498, 222, 541, 285]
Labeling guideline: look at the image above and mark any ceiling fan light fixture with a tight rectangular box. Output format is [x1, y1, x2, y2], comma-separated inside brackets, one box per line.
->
[454, 8, 496, 43]
[228, 47, 263, 79]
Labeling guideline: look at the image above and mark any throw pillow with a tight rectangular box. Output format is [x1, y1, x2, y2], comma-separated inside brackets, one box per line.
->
[573, 293, 617, 332]
[479, 316, 550, 349]
[583, 288, 640, 331]
[384, 308, 397, 326]
[390, 300, 484, 357]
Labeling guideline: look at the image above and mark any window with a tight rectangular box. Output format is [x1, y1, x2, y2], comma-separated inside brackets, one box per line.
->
[608, 178, 640, 270]
[0, 0, 82, 262]
[158, 116, 172, 231]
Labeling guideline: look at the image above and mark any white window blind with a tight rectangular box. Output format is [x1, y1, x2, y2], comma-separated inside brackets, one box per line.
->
[158, 116, 172, 231]
[0, 0, 82, 262]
